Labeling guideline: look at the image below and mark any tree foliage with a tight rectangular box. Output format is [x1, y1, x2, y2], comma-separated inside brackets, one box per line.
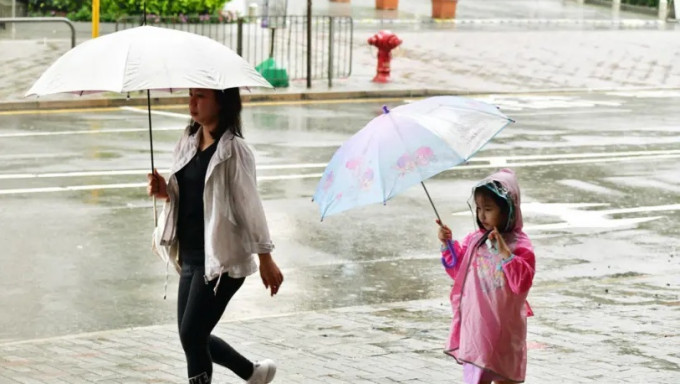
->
[27, 0, 228, 21]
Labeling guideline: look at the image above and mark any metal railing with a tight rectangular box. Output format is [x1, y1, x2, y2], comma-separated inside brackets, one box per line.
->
[584, 0, 670, 18]
[0, 17, 76, 47]
[116, 15, 353, 86]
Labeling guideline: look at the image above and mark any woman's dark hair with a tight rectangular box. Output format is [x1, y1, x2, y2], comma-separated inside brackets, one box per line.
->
[474, 182, 512, 232]
[189, 87, 243, 139]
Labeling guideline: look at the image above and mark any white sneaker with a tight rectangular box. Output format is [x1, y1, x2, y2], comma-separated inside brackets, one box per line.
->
[246, 359, 276, 384]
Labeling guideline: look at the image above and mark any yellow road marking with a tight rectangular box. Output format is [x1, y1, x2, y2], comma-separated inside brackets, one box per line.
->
[0, 97, 419, 116]
[0, 107, 125, 116]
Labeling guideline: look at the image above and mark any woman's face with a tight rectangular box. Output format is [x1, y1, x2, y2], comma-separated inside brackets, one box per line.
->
[475, 193, 505, 231]
[189, 88, 220, 128]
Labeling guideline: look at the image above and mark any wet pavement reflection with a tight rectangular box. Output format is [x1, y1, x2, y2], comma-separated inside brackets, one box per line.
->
[0, 91, 678, 343]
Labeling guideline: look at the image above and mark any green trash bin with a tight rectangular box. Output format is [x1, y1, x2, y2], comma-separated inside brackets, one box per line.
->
[255, 58, 290, 88]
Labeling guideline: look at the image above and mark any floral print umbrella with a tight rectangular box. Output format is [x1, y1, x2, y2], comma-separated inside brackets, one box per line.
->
[313, 96, 514, 221]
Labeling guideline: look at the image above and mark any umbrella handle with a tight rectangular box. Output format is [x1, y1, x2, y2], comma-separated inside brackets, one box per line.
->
[420, 181, 442, 222]
[422, 182, 457, 268]
[147, 89, 157, 227]
[153, 196, 157, 226]
[441, 239, 458, 269]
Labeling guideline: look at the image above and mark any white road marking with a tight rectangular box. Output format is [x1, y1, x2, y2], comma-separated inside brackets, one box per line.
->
[607, 90, 680, 98]
[259, 163, 327, 170]
[0, 175, 325, 195]
[2, 150, 677, 180]
[452, 203, 607, 216]
[472, 149, 680, 162]
[0, 169, 163, 180]
[475, 95, 624, 112]
[452, 202, 680, 232]
[511, 109, 631, 116]
[524, 217, 661, 231]
[473, 153, 680, 168]
[602, 204, 680, 216]
[557, 180, 625, 196]
[0, 126, 182, 138]
[260, 173, 323, 181]
[0, 152, 78, 160]
[119, 106, 189, 119]
[0, 164, 328, 180]
[0, 150, 678, 195]
[604, 176, 680, 193]
[0, 182, 146, 195]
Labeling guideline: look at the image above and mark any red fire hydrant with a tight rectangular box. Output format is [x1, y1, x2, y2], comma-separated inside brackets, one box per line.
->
[367, 30, 402, 83]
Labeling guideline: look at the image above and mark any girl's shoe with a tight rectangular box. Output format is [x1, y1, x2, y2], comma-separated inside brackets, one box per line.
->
[246, 359, 276, 384]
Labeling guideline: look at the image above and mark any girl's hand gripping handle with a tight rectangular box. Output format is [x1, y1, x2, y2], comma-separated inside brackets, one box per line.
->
[436, 219, 457, 269]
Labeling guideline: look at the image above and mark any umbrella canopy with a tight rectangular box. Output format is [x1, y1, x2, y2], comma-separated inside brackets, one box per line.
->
[26, 25, 273, 228]
[26, 25, 272, 96]
[312, 96, 514, 220]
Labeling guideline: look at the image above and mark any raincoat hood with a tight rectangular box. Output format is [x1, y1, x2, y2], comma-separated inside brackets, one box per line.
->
[474, 168, 523, 232]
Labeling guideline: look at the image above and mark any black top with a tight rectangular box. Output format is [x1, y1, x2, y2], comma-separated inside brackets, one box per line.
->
[176, 140, 219, 266]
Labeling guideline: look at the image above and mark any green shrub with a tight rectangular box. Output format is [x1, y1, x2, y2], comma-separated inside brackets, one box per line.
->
[28, 0, 229, 21]
[622, 0, 664, 6]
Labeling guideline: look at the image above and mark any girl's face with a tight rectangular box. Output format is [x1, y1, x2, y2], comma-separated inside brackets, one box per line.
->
[189, 88, 220, 128]
[475, 193, 505, 231]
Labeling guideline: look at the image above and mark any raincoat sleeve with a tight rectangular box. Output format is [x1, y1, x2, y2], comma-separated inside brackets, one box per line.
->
[228, 140, 275, 255]
[441, 232, 474, 280]
[501, 238, 535, 295]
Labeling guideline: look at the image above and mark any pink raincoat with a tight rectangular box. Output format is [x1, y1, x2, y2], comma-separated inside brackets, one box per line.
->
[441, 169, 535, 383]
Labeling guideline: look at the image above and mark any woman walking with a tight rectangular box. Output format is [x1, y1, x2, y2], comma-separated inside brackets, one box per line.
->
[149, 87, 283, 384]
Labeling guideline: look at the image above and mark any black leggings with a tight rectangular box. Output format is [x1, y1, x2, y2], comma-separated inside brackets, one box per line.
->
[178, 263, 254, 380]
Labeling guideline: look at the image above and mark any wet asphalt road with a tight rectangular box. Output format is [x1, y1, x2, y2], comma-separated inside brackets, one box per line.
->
[0, 90, 678, 343]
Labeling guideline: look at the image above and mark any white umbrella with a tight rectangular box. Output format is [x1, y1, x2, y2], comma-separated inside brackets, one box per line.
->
[26, 25, 272, 95]
[26, 25, 273, 223]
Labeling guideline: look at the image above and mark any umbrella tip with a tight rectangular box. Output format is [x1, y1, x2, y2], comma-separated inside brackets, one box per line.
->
[382, 105, 390, 114]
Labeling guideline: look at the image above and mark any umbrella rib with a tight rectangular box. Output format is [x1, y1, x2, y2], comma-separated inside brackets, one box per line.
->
[120, 39, 134, 93]
[398, 104, 512, 122]
[385, 113, 430, 200]
[463, 119, 514, 162]
[383, 113, 402, 201]
[370, 122, 386, 205]
[445, 106, 510, 121]
[408, 113, 512, 160]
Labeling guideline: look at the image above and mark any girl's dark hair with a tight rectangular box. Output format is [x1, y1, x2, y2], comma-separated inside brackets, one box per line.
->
[474, 182, 512, 232]
[189, 87, 243, 139]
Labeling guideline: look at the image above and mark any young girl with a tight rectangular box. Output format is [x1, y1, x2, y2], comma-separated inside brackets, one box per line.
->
[437, 168, 535, 384]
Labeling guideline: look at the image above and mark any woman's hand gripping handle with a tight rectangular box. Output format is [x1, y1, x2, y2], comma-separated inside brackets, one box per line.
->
[147, 169, 169, 226]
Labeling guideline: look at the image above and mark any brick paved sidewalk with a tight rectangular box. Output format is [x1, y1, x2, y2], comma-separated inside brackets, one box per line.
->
[1, 289, 677, 383]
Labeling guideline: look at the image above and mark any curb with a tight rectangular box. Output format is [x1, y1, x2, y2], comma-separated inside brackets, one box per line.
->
[4, 85, 680, 112]
[0, 88, 454, 111]
[354, 18, 666, 27]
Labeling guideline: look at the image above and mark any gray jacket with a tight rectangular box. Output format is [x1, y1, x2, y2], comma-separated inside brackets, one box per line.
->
[152, 128, 275, 283]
